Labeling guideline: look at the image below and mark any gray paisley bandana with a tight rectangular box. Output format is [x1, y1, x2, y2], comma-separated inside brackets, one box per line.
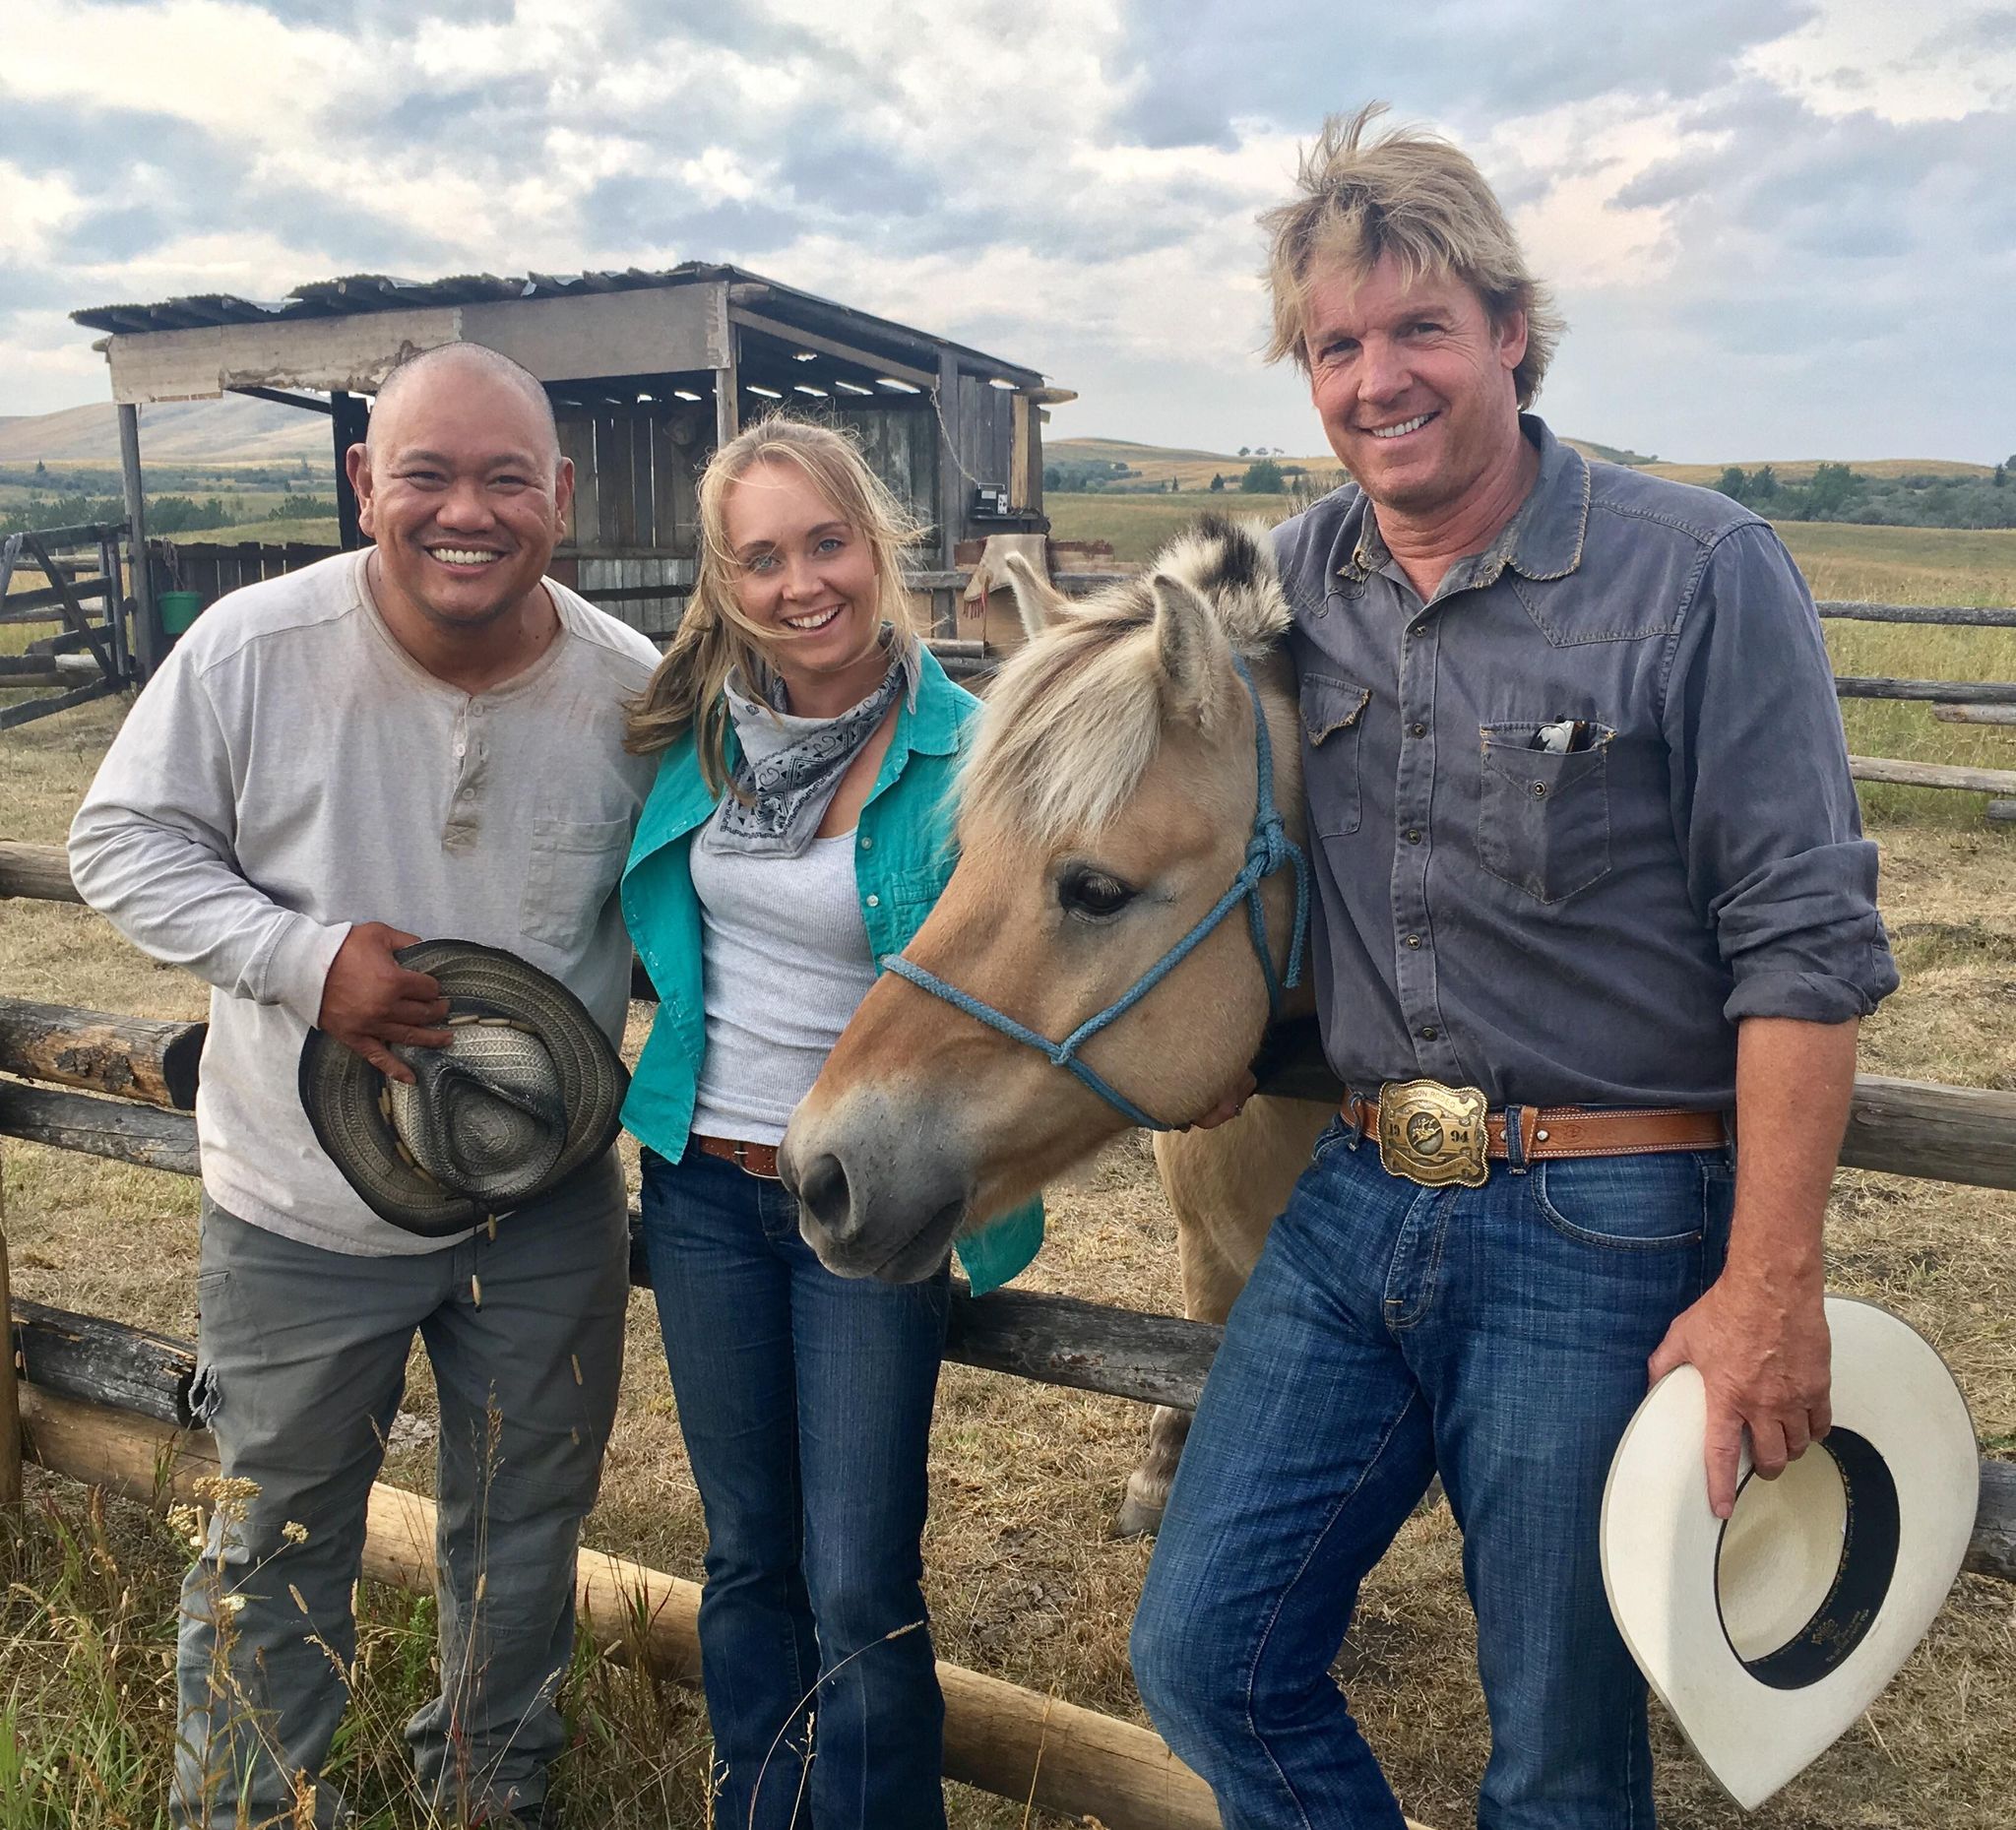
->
[705, 642, 918, 857]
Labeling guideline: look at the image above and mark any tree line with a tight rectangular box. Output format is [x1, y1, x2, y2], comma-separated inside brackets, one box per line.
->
[1715, 461, 2016, 530]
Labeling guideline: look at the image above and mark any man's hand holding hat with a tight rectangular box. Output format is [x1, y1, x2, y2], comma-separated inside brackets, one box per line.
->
[318, 921, 454, 1083]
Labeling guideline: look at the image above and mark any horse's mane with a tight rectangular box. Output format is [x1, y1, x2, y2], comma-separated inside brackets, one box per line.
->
[960, 516, 1292, 848]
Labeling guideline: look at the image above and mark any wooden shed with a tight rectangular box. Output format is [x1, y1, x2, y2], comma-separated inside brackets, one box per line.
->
[73, 266, 1071, 663]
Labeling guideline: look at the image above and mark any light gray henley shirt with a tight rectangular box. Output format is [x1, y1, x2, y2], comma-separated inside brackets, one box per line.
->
[69, 549, 662, 1256]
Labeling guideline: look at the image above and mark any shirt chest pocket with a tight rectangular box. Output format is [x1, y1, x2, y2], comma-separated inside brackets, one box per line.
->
[521, 814, 632, 952]
[1477, 723, 1614, 904]
[1298, 671, 1371, 839]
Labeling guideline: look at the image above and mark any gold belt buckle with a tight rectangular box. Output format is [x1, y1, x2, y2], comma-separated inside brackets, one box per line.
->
[1375, 1078, 1490, 1188]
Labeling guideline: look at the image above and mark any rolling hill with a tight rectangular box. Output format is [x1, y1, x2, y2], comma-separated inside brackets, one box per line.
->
[1050, 436, 1997, 490]
[0, 397, 328, 467]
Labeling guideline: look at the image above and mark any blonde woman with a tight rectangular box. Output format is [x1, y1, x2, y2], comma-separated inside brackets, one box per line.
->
[621, 417, 1040, 1829]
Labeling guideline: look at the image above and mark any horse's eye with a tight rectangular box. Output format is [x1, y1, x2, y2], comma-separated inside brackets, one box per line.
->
[1059, 867, 1136, 920]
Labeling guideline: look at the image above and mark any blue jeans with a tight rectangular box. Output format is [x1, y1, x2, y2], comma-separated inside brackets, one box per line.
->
[1132, 1119, 1734, 1830]
[640, 1144, 951, 1830]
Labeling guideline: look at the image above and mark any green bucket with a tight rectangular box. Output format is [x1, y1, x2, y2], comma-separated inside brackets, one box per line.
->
[158, 591, 204, 636]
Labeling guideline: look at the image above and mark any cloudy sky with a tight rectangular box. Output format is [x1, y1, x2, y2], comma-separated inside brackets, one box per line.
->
[5, 0, 2014, 463]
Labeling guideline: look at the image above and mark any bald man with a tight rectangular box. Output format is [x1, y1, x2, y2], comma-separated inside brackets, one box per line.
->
[71, 343, 662, 1828]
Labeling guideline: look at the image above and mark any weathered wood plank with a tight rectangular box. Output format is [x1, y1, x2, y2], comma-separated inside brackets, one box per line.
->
[557, 414, 599, 550]
[0, 679, 117, 731]
[106, 306, 465, 404]
[1931, 703, 2016, 726]
[725, 305, 937, 390]
[11, 1297, 195, 1427]
[598, 410, 638, 548]
[0, 1084, 200, 1176]
[1818, 600, 2016, 628]
[1849, 754, 2016, 795]
[460, 286, 725, 383]
[0, 1173, 18, 1512]
[14, 1296, 2016, 1590]
[1839, 1075, 2016, 1188]
[20, 1382, 1228, 1830]
[0, 842, 84, 905]
[945, 1286, 1223, 1409]
[0, 999, 205, 1108]
[1989, 798, 2016, 824]
[1835, 676, 2016, 705]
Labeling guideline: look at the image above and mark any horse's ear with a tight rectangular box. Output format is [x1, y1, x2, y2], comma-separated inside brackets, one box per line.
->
[1002, 551, 1070, 640]
[1149, 571, 1232, 728]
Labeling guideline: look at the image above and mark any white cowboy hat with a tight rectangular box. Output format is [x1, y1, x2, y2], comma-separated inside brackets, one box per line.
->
[1601, 1294, 1977, 1810]
[299, 939, 626, 1236]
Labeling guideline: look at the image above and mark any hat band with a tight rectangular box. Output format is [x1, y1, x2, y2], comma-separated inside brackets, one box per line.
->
[1720, 1427, 1899, 1691]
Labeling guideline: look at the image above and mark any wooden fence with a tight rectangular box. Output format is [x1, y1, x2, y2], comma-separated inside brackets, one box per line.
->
[1, 839, 2011, 1587]
[1817, 599, 2016, 820]
[0, 521, 135, 730]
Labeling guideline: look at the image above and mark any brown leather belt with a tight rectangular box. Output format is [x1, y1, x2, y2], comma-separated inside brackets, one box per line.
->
[1344, 1079, 1727, 1190]
[694, 1134, 783, 1179]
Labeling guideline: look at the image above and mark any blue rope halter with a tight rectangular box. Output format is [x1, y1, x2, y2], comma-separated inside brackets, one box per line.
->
[883, 655, 1310, 1131]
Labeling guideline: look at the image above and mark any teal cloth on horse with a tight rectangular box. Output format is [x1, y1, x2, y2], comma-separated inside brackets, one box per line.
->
[620, 644, 1043, 1297]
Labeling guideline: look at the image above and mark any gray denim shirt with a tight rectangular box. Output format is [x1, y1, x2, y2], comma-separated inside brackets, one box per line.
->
[1275, 415, 1898, 1110]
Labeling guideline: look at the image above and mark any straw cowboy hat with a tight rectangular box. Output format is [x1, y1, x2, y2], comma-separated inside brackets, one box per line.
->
[1601, 1294, 1978, 1809]
[299, 939, 626, 1236]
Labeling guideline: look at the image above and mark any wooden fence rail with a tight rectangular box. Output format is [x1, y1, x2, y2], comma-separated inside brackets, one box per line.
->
[10, 1289, 2011, 1587]
[15, 1378, 1228, 1830]
[1816, 600, 2016, 627]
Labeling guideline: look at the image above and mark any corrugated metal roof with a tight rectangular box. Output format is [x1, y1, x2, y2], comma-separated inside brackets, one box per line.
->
[71, 263, 1045, 386]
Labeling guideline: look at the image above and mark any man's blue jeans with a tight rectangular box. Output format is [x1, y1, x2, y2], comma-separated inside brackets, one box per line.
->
[640, 1144, 950, 1830]
[1132, 1117, 1734, 1830]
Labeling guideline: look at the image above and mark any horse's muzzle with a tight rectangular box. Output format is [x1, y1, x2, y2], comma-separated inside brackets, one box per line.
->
[780, 1104, 975, 1284]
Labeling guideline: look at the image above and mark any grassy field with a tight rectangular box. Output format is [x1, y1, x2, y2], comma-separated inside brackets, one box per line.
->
[1, 510, 2013, 1826]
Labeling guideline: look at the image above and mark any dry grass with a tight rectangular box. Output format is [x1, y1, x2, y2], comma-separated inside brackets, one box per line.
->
[3, 523, 2014, 1825]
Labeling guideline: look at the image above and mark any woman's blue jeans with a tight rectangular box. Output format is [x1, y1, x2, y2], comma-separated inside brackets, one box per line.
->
[1132, 1116, 1734, 1830]
[640, 1144, 951, 1830]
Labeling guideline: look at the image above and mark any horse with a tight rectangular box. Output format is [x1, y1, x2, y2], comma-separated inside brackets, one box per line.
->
[781, 515, 1333, 1535]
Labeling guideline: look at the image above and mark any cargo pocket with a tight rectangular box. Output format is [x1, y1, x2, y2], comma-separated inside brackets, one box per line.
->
[1299, 671, 1371, 839]
[1478, 724, 1614, 903]
[521, 815, 630, 951]
[188, 1267, 229, 1428]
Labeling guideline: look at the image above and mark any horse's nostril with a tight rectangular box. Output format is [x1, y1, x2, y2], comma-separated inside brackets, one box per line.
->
[798, 1153, 851, 1234]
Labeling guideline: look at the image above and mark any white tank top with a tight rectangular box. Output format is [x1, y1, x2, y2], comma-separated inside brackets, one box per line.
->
[688, 830, 879, 1145]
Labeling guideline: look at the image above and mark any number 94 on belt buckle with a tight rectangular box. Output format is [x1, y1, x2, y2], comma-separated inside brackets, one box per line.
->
[1376, 1078, 1490, 1188]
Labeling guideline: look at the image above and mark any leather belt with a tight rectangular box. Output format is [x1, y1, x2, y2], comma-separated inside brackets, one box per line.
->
[1344, 1079, 1728, 1190]
[694, 1134, 783, 1180]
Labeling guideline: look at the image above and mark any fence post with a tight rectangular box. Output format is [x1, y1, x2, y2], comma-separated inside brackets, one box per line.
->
[118, 404, 161, 679]
[1, 1159, 21, 1522]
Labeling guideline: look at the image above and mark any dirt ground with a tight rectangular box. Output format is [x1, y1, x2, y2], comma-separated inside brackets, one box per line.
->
[3, 673, 2014, 1826]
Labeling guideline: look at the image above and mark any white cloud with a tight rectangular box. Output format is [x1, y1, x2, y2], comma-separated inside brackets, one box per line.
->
[1, 0, 2010, 458]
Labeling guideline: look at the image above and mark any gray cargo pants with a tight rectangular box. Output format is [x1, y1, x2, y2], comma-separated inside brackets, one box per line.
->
[172, 1153, 628, 1828]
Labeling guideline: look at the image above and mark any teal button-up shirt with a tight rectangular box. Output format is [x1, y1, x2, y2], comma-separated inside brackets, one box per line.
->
[619, 647, 1043, 1296]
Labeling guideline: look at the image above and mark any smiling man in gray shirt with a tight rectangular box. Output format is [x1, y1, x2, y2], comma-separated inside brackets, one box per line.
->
[70, 343, 660, 1828]
[1131, 107, 1897, 1829]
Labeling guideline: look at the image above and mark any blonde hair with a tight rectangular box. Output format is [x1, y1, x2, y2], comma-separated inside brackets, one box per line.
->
[1260, 102, 1563, 407]
[625, 416, 923, 781]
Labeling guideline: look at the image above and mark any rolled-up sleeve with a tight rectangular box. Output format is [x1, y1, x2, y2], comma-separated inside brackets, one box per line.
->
[1661, 522, 1898, 1025]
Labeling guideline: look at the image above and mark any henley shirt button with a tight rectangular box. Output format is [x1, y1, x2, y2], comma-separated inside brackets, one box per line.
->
[1405, 828, 1421, 844]
[865, 894, 880, 908]
[1410, 722, 1427, 737]
[858, 835, 873, 851]
[1419, 1026, 1438, 1041]
[1405, 934, 1422, 948]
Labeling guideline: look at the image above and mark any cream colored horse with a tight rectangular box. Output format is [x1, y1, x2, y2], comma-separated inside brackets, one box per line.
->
[782, 517, 1332, 1534]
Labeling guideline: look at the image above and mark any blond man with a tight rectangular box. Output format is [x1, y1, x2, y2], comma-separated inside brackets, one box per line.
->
[1131, 107, 1895, 1828]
